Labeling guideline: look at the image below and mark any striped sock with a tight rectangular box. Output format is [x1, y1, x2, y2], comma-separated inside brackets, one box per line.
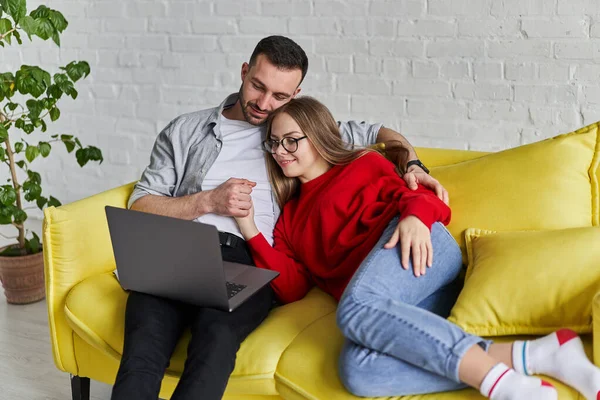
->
[513, 329, 600, 400]
[480, 363, 557, 400]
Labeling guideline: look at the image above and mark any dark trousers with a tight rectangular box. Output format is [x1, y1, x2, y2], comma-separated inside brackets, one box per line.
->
[111, 243, 275, 400]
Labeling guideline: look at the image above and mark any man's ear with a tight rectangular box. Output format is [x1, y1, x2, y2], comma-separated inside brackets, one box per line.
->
[241, 62, 250, 81]
[293, 87, 302, 98]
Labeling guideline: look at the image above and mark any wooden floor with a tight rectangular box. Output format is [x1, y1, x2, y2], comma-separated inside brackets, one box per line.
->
[0, 296, 113, 399]
[0, 219, 112, 399]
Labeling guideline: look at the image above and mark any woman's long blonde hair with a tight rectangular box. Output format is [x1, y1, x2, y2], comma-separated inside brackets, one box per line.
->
[265, 96, 409, 209]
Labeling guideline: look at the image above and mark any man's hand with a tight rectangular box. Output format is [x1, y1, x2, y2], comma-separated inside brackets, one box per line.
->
[403, 168, 449, 205]
[384, 216, 432, 277]
[207, 178, 256, 217]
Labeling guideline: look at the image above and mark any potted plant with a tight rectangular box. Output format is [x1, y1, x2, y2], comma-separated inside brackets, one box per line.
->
[0, 0, 102, 304]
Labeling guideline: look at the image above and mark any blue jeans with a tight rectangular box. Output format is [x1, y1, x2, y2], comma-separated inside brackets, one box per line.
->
[337, 218, 492, 397]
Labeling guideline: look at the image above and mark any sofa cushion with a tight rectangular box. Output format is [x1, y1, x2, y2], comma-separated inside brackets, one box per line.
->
[430, 122, 600, 260]
[448, 227, 600, 336]
[64, 272, 337, 395]
[275, 313, 586, 399]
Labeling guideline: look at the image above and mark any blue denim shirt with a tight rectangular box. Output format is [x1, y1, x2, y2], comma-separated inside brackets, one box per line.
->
[128, 93, 382, 215]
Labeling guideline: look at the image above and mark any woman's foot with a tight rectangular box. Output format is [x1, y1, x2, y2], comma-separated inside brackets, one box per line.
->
[512, 329, 600, 400]
[480, 363, 557, 400]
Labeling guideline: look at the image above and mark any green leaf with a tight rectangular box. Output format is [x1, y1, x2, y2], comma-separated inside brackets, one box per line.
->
[87, 146, 103, 163]
[26, 170, 41, 184]
[75, 147, 88, 166]
[36, 196, 47, 209]
[29, 5, 49, 19]
[6, 102, 18, 111]
[47, 195, 60, 207]
[14, 142, 23, 153]
[0, 147, 5, 159]
[0, 206, 12, 224]
[49, 106, 60, 121]
[47, 84, 62, 99]
[25, 231, 40, 254]
[0, 124, 7, 141]
[23, 123, 34, 134]
[15, 65, 51, 98]
[0, 17, 11, 35]
[51, 30, 59, 46]
[13, 208, 27, 224]
[23, 182, 41, 201]
[47, 10, 67, 32]
[34, 17, 53, 40]
[0, 187, 16, 206]
[62, 61, 90, 82]
[62, 139, 74, 153]
[39, 142, 51, 157]
[14, 118, 23, 130]
[26, 98, 43, 119]
[25, 145, 39, 162]
[15, 160, 25, 168]
[4, 0, 25, 23]
[12, 27, 20, 44]
[18, 15, 36, 40]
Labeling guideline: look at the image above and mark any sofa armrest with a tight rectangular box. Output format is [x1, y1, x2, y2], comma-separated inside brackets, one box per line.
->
[594, 291, 600, 367]
[43, 182, 135, 374]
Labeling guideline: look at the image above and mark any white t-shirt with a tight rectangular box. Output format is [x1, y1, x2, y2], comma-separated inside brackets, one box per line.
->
[197, 114, 276, 245]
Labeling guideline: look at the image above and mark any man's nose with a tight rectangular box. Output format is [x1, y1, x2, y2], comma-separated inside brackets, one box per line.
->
[256, 94, 270, 111]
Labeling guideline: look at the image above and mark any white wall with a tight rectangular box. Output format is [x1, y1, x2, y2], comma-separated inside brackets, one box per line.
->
[1, 0, 599, 210]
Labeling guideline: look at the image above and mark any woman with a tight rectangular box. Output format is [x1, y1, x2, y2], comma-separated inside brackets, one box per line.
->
[234, 97, 599, 400]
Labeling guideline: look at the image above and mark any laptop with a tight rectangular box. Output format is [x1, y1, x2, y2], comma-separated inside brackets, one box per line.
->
[105, 206, 279, 312]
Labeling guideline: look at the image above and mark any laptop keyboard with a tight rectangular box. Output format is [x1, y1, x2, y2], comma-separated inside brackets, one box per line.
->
[226, 281, 247, 299]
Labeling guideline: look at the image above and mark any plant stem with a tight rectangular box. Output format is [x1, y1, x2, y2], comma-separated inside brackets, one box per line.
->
[0, 28, 17, 41]
[0, 112, 25, 254]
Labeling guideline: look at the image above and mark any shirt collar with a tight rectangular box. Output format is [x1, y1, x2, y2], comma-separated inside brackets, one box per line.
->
[208, 92, 239, 128]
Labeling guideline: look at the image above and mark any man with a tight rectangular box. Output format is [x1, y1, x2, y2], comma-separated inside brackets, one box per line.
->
[111, 35, 448, 400]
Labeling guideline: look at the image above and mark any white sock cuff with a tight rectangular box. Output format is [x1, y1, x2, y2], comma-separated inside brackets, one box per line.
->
[480, 363, 510, 398]
[512, 340, 529, 375]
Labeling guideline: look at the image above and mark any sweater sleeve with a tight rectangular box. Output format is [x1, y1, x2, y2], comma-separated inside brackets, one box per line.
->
[366, 153, 451, 229]
[397, 187, 451, 229]
[246, 219, 313, 304]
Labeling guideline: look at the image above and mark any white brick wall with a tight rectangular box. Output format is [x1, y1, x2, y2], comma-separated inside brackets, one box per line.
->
[2, 0, 600, 208]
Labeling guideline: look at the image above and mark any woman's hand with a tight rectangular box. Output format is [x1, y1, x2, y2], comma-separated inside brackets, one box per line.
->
[384, 216, 432, 277]
[233, 200, 260, 240]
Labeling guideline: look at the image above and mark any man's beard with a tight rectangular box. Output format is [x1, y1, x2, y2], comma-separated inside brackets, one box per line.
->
[239, 85, 270, 126]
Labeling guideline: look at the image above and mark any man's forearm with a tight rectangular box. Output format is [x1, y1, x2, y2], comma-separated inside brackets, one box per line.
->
[130, 191, 212, 220]
[376, 126, 418, 161]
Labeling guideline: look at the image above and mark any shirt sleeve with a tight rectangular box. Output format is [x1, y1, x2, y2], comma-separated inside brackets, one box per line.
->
[337, 120, 382, 148]
[128, 122, 177, 209]
[246, 218, 313, 304]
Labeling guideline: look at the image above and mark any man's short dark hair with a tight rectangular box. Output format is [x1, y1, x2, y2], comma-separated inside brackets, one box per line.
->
[249, 36, 309, 85]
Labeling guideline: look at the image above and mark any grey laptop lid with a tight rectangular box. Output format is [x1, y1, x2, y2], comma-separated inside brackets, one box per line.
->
[105, 206, 278, 311]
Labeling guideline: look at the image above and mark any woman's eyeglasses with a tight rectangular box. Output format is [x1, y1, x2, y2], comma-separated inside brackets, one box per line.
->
[262, 136, 307, 154]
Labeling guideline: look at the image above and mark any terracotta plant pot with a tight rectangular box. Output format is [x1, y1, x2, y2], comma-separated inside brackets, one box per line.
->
[0, 246, 45, 304]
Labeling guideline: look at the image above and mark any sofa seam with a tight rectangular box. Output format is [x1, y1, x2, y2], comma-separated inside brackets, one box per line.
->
[43, 206, 66, 372]
[589, 121, 600, 226]
[273, 309, 338, 400]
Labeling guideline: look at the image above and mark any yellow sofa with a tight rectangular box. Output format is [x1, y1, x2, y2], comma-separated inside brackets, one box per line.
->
[44, 122, 600, 400]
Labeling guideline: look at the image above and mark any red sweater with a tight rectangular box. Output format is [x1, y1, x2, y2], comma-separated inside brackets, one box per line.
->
[246, 152, 451, 304]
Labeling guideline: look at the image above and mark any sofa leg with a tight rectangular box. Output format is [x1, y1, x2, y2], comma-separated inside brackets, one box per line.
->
[70, 375, 90, 400]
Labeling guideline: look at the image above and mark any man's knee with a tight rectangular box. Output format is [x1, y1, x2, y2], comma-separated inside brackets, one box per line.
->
[118, 353, 168, 378]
